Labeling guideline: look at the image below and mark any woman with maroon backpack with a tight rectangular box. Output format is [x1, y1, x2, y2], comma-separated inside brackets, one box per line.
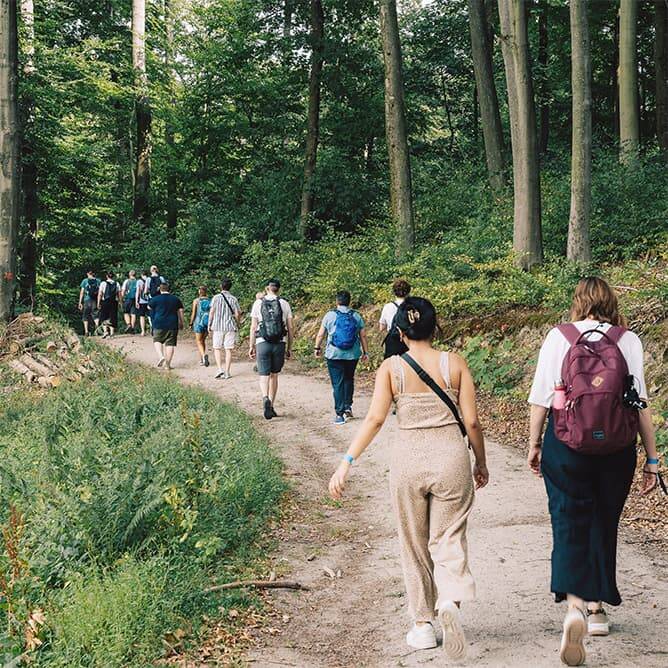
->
[527, 277, 662, 667]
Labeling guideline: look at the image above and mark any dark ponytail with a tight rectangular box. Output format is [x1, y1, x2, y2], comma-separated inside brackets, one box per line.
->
[394, 297, 438, 341]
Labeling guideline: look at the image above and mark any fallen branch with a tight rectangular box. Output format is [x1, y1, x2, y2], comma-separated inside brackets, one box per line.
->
[203, 579, 310, 594]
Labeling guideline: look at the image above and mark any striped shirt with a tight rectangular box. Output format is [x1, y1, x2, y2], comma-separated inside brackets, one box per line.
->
[209, 291, 240, 332]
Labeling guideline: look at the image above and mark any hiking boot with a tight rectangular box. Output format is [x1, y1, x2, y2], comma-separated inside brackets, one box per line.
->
[560, 607, 587, 666]
[587, 608, 609, 636]
[439, 601, 466, 661]
[406, 622, 437, 650]
[334, 415, 347, 425]
[203, 354, 210, 367]
[263, 397, 274, 420]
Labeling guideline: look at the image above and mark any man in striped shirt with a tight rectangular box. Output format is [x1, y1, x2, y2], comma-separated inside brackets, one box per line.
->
[208, 278, 241, 379]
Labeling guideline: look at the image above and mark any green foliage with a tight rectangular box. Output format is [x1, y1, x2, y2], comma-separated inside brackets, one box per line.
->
[0, 345, 285, 664]
[461, 335, 526, 396]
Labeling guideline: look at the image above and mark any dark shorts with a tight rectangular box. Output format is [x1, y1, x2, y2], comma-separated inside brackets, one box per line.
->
[123, 299, 136, 315]
[99, 301, 118, 328]
[136, 303, 148, 317]
[153, 329, 178, 346]
[256, 341, 286, 376]
[82, 299, 98, 322]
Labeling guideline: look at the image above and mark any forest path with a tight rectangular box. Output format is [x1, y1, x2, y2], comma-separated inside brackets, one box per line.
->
[109, 335, 668, 668]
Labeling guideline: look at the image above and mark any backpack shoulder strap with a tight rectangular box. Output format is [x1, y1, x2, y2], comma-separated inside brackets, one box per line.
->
[401, 353, 467, 440]
[604, 325, 627, 344]
[557, 323, 581, 346]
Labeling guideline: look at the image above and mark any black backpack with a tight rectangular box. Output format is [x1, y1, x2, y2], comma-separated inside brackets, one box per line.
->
[148, 275, 162, 298]
[383, 303, 408, 358]
[103, 280, 118, 302]
[259, 298, 286, 343]
[85, 278, 99, 301]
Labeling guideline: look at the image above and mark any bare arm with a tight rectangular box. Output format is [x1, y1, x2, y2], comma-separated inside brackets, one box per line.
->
[528, 404, 549, 476]
[314, 323, 326, 357]
[378, 321, 387, 332]
[177, 308, 184, 330]
[78, 287, 84, 308]
[639, 406, 660, 494]
[329, 362, 394, 498]
[190, 299, 198, 327]
[359, 328, 369, 358]
[249, 317, 258, 357]
[286, 315, 294, 357]
[455, 355, 485, 465]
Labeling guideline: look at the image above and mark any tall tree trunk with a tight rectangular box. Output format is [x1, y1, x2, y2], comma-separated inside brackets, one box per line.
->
[132, 0, 151, 225]
[299, 0, 324, 239]
[612, 13, 620, 138]
[567, 0, 592, 263]
[165, 0, 177, 236]
[19, 0, 36, 306]
[656, 0, 668, 155]
[619, 0, 639, 163]
[538, 0, 549, 154]
[0, 0, 19, 321]
[498, 0, 543, 269]
[380, 0, 414, 259]
[468, 0, 505, 190]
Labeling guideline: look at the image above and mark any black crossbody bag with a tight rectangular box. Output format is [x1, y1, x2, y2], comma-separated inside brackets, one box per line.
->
[401, 353, 468, 443]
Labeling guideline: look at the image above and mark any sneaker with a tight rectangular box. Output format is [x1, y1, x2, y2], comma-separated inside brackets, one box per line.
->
[157, 357, 165, 368]
[101, 332, 109, 340]
[124, 326, 132, 334]
[200, 359, 205, 366]
[406, 622, 437, 650]
[587, 608, 609, 637]
[263, 397, 274, 420]
[344, 408, 354, 420]
[334, 415, 347, 425]
[215, 370, 225, 379]
[560, 607, 587, 666]
[270, 406, 278, 418]
[439, 601, 466, 661]
[203, 354, 210, 367]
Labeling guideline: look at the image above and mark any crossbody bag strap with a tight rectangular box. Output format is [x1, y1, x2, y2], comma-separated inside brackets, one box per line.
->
[220, 292, 237, 329]
[401, 353, 468, 440]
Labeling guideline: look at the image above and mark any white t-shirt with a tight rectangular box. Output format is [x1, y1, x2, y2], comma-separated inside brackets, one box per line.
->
[251, 294, 293, 344]
[98, 280, 118, 300]
[528, 320, 647, 408]
[379, 299, 405, 329]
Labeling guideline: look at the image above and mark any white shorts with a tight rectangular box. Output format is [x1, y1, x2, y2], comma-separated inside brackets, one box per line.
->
[212, 330, 237, 350]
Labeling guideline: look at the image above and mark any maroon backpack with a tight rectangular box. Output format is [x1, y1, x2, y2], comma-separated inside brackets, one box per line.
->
[553, 324, 639, 455]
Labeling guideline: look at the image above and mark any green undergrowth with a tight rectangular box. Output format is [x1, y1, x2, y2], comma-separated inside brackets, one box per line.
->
[0, 344, 286, 666]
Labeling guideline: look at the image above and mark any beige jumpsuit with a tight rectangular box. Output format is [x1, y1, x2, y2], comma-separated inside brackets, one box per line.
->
[389, 353, 476, 621]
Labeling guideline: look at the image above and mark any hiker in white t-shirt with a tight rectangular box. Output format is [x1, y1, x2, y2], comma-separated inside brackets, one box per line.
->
[379, 279, 411, 359]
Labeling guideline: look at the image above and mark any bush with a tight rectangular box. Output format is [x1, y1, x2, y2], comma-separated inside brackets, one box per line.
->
[0, 346, 286, 664]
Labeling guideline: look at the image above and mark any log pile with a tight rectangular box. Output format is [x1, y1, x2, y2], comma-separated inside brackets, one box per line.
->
[1, 313, 91, 389]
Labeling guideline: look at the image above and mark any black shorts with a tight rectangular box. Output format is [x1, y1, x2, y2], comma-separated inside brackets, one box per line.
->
[99, 301, 118, 328]
[123, 299, 136, 315]
[82, 299, 98, 322]
[153, 329, 178, 346]
[136, 303, 148, 317]
[256, 341, 286, 376]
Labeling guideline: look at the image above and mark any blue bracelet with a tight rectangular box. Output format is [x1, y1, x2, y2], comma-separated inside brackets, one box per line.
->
[647, 458, 659, 465]
[343, 454, 354, 465]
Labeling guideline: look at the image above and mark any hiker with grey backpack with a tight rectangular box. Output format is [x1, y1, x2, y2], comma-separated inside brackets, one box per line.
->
[527, 277, 664, 667]
[314, 290, 369, 425]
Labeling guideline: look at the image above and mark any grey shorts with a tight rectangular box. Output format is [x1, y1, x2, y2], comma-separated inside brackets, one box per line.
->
[256, 341, 286, 376]
[153, 329, 178, 346]
[82, 299, 98, 321]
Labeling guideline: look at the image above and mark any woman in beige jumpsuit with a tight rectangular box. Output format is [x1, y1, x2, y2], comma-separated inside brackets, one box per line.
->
[329, 297, 489, 660]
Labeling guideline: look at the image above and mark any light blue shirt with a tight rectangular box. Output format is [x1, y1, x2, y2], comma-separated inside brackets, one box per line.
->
[322, 306, 365, 360]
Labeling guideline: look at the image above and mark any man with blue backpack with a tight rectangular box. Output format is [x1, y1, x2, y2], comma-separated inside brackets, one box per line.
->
[315, 290, 369, 425]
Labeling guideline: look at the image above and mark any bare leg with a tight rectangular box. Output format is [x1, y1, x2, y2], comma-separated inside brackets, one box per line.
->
[139, 316, 146, 335]
[83, 319, 89, 335]
[195, 333, 206, 359]
[164, 345, 176, 369]
[214, 347, 224, 371]
[269, 373, 278, 403]
[130, 314, 136, 330]
[225, 348, 233, 376]
[153, 341, 165, 364]
[259, 375, 270, 398]
[567, 594, 585, 612]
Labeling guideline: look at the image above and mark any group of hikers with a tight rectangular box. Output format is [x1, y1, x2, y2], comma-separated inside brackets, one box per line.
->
[77, 267, 663, 666]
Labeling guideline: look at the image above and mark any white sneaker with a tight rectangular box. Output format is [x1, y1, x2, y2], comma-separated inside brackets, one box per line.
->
[406, 622, 437, 650]
[439, 601, 467, 660]
[560, 607, 587, 666]
[587, 608, 609, 636]
[215, 369, 225, 379]
[157, 357, 165, 368]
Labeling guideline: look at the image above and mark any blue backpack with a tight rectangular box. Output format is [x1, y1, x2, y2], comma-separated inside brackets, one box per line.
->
[197, 298, 211, 328]
[331, 310, 358, 350]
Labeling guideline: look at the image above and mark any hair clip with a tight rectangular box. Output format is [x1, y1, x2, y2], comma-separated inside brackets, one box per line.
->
[407, 309, 421, 324]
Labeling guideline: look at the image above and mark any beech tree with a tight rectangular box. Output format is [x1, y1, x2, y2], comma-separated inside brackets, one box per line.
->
[299, 0, 324, 238]
[619, 0, 639, 163]
[133, 0, 151, 225]
[380, 0, 414, 258]
[467, 0, 505, 190]
[656, 0, 668, 155]
[567, 0, 592, 263]
[498, 0, 542, 269]
[165, 0, 177, 236]
[0, 0, 19, 321]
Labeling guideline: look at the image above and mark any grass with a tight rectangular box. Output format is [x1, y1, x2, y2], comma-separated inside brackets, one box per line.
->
[0, 342, 286, 666]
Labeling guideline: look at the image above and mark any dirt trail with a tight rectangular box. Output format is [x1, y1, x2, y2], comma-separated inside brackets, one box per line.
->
[110, 336, 668, 668]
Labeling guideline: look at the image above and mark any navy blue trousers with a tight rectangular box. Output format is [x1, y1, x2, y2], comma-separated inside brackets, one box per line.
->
[541, 416, 636, 605]
[326, 358, 358, 416]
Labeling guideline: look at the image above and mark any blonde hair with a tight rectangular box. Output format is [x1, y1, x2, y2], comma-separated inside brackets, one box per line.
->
[198, 286, 208, 297]
[570, 277, 627, 327]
